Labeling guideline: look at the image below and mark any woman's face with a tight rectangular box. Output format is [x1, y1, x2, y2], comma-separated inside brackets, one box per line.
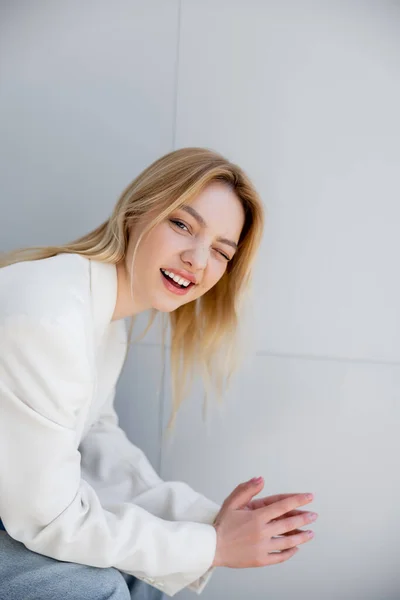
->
[126, 182, 245, 313]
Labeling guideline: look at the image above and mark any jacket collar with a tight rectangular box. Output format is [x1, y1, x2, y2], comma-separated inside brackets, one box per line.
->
[89, 259, 118, 344]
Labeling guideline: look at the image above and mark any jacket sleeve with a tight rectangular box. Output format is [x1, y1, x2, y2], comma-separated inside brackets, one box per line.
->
[79, 389, 220, 594]
[0, 315, 217, 597]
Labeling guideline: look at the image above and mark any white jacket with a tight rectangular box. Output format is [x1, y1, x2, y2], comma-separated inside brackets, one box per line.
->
[0, 253, 220, 596]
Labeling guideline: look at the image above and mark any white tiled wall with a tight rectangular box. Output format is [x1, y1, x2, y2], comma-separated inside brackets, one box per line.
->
[175, 0, 400, 363]
[162, 353, 400, 599]
[0, 0, 179, 248]
[1, 2, 399, 599]
[162, 2, 400, 599]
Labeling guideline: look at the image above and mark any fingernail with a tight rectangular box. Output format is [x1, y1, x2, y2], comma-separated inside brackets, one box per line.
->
[306, 494, 314, 500]
[306, 530, 314, 538]
[250, 477, 263, 484]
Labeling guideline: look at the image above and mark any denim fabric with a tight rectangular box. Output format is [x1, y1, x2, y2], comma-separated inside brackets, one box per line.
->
[0, 530, 165, 600]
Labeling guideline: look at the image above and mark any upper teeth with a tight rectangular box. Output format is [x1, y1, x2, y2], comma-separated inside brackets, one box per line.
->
[161, 269, 191, 287]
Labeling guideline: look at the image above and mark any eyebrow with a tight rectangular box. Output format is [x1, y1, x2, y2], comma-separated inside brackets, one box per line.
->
[181, 205, 238, 250]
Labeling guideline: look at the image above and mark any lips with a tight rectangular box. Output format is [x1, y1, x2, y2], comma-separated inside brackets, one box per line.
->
[160, 269, 195, 296]
[161, 268, 197, 285]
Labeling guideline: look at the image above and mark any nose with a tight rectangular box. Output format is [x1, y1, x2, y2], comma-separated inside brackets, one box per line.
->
[180, 243, 209, 271]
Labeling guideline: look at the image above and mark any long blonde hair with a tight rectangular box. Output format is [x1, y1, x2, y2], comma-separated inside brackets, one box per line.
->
[1, 148, 264, 428]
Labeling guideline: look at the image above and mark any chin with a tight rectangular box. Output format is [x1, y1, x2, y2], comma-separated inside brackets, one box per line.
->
[151, 296, 192, 313]
[149, 296, 176, 313]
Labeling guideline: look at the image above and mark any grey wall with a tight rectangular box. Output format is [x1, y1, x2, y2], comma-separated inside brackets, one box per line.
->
[1, 2, 399, 599]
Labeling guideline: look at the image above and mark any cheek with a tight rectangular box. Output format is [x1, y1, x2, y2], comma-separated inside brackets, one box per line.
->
[136, 225, 174, 266]
[202, 261, 228, 292]
[149, 223, 184, 258]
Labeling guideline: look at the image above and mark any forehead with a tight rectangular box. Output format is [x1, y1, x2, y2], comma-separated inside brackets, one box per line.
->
[185, 182, 245, 240]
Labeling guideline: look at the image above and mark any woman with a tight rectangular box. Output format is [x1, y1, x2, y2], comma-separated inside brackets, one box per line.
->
[0, 148, 317, 599]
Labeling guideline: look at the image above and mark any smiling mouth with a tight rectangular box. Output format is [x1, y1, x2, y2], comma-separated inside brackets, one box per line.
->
[160, 269, 195, 290]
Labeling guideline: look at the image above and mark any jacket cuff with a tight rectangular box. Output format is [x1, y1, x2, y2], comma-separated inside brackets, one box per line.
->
[187, 565, 216, 594]
[132, 521, 217, 597]
[185, 498, 220, 594]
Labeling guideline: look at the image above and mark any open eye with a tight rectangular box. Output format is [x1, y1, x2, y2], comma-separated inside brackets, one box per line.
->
[170, 219, 189, 232]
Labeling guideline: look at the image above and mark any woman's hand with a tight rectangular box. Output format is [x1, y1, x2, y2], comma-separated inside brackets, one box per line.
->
[212, 477, 318, 569]
[243, 482, 318, 539]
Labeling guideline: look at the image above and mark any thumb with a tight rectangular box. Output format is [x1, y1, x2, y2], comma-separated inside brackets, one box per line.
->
[228, 477, 264, 510]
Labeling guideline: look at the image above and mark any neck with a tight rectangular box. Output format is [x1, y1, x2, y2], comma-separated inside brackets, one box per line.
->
[111, 260, 135, 320]
[111, 260, 149, 320]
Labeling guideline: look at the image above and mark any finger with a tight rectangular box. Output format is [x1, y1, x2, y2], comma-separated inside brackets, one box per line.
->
[226, 478, 265, 510]
[274, 528, 304, 537]
[265, 547, 299, 566]
[281, 529, 305, 537]
[247, 493, 299, 511]
[249, 494, 298, 510]
[269, 509, 307, 521]
[270, 530, 314, 551]
[258, 494, 314, 522]
[269, 511, 318, 536]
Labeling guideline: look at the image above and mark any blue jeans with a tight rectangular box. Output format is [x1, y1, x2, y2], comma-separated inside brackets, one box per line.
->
[0, 527, 165, 600]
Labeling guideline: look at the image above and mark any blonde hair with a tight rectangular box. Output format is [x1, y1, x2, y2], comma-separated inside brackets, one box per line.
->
[1, 148, 264, 428]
